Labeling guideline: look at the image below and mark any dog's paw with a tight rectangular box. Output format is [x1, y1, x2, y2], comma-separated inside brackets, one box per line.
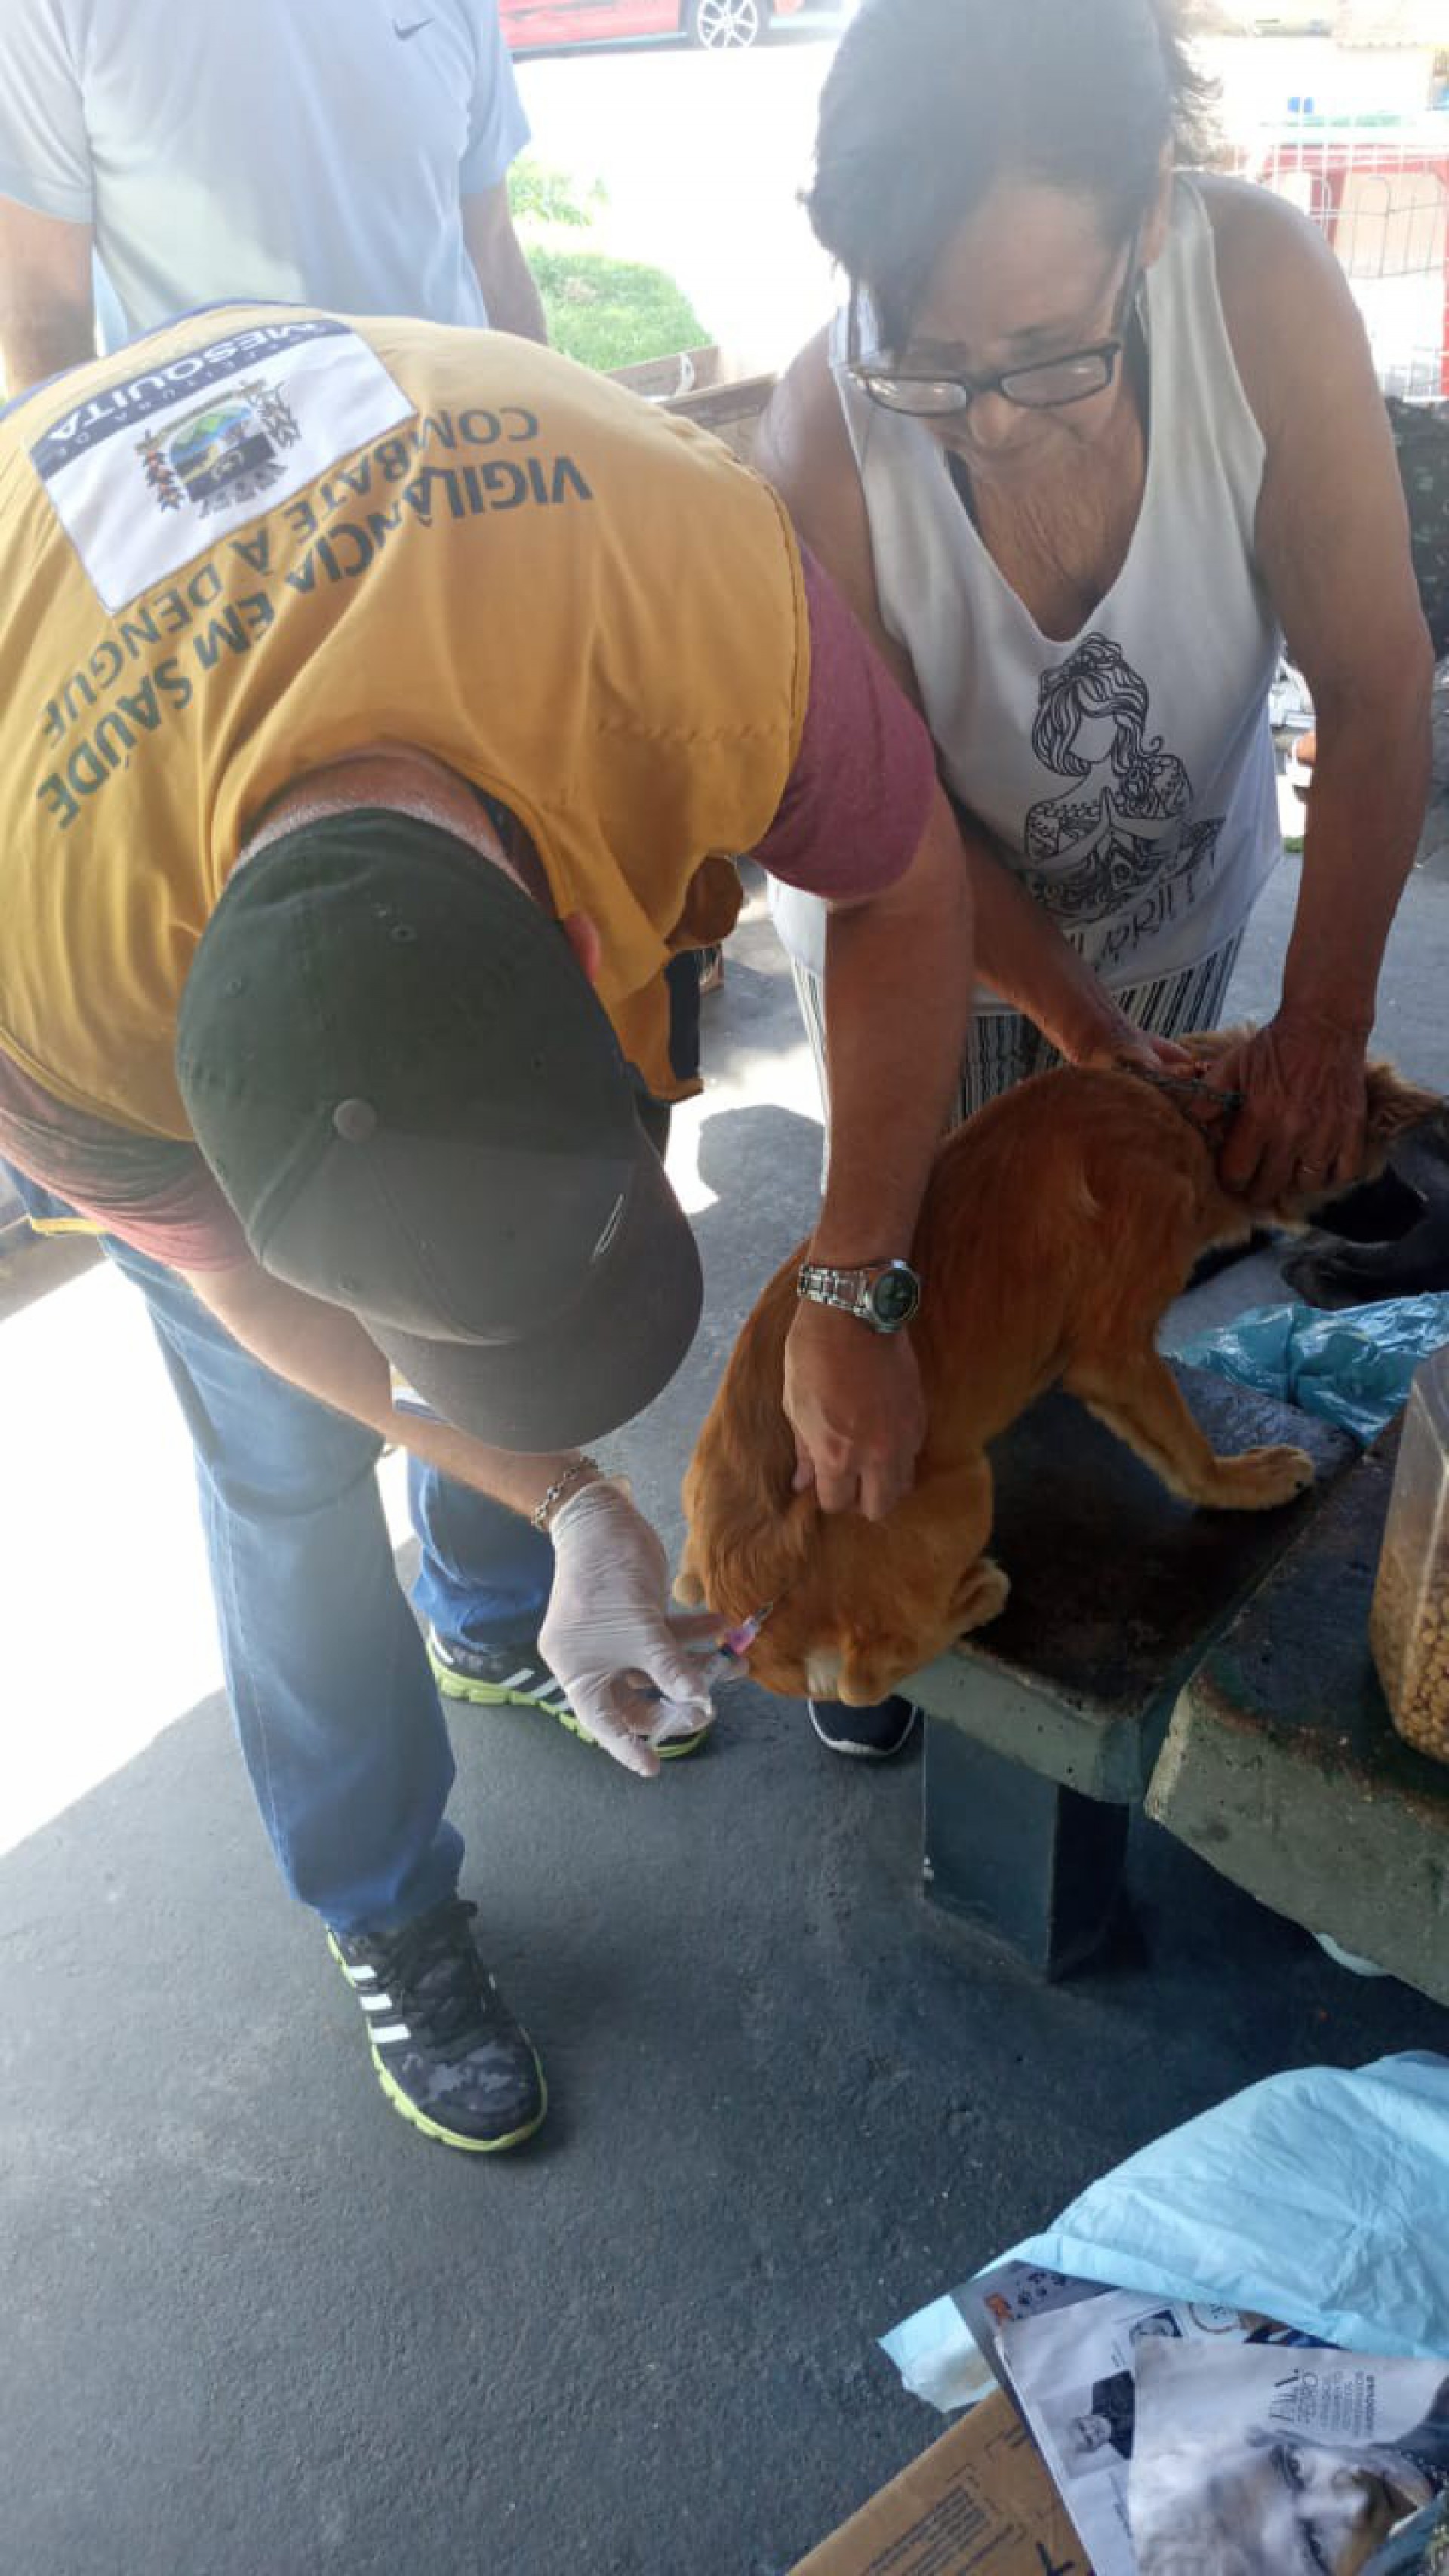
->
[950, 1558, 1011, 1643]
[1280, 1240, 1391, 1312]
[1208, 1443, 1316, 1511]
[672, 1565, 707, 1606]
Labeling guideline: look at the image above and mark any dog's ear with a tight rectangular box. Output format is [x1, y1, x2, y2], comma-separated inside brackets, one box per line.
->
[1364, 1059, 1443, 1147]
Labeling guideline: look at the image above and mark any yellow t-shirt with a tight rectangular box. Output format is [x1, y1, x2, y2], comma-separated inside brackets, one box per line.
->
[0, 308, 808, 1130]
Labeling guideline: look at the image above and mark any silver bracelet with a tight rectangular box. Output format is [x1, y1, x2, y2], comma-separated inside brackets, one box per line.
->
[531, 1456, 601, 1533]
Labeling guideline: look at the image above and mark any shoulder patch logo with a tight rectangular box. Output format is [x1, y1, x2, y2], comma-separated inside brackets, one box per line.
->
[140, 377, 303, 521]
[29, 318, 414, 610]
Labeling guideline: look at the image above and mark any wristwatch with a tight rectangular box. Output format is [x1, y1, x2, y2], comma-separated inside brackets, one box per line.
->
[796, 1257, 922, 1334]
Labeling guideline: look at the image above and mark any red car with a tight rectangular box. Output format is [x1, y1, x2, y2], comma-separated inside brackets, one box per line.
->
[501, 0, 802, 49]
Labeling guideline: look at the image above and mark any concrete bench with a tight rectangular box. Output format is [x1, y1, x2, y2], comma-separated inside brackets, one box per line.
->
[904, 1363, 1358, 1976]
[1149, 1423, 1449, 2007]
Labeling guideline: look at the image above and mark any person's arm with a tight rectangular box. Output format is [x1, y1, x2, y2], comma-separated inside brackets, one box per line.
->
[183, 1251, 580, 1516]
[0, 197, 94, 394]
[783, 783, 972, 1519]
[0, 1091, 569, 1514]
[744, 535, 974, 1520]
[458, 4, 544, 340]
[462, 182, 547, 343]
[0, 0, 100, 395]
[757, 334, 1189, 1077]
[185, 1253, 718, 1777]
[1206, 178, 1435, 1205]
[943, 824, 1192, 1072]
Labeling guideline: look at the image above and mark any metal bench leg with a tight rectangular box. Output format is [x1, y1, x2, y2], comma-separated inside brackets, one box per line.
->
[921, 1718, 1130, 1979]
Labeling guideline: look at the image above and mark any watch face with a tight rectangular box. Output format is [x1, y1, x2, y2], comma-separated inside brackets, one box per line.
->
[869, 1265, 920, 1329]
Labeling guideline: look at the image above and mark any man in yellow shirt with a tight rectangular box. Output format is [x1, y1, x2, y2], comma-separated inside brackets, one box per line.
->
[0, 310, 973, 2152]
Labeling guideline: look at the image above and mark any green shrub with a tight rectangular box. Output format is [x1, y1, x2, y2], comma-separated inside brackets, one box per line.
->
[508, 155, 710, 372]
[507, 158, 605, 231]
[527, 247, 709, 373]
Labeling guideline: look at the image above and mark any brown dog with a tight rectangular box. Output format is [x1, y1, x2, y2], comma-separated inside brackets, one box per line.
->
[676, 1039, 1439, 1707]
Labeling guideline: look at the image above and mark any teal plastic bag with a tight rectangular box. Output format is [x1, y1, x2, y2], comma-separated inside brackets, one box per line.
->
[1170, 1293, 1449, 1444]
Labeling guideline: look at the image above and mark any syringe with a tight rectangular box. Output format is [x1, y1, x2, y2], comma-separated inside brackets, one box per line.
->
[685, 1600, 774, 1693]
[641, 1600, 774, 1713]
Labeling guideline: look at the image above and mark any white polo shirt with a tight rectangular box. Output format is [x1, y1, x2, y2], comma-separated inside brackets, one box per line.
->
[0, 0, 531, 339]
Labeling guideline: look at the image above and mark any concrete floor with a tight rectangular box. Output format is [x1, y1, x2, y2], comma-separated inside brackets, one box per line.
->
[6, 840, 1449, 2576]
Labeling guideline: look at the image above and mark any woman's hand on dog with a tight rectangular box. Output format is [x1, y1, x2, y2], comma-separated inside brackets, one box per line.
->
[1213, 1007, 1369, 1204]
[1066, 1012, 1196, 1079]
[783, 1300, 927, 1520]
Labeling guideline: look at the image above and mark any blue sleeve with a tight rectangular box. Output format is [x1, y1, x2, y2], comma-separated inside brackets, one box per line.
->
[458, 1, 531, 197]
[0, 0, 93, 223]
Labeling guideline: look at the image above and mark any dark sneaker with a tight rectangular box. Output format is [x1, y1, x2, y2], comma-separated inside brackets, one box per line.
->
[427, 1628, 712, 1760]
[328, 1896, 546, 2153]
[809, 1695, 920, 1760]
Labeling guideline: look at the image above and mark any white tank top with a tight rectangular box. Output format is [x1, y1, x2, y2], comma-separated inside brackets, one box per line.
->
[772, 179, 1283, 1008]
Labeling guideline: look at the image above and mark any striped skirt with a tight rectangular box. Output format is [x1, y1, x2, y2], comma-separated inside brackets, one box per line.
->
[788, 932, 1245, 1130]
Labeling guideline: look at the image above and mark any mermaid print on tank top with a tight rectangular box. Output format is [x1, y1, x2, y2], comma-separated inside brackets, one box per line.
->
[1023, 631, 1222, 927]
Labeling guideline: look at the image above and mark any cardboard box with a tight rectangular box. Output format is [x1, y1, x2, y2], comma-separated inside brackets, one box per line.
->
[791, 2391, 1091, 2576]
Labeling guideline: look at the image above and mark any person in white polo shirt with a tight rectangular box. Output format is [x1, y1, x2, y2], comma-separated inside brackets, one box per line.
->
[0, 0, 546, 386]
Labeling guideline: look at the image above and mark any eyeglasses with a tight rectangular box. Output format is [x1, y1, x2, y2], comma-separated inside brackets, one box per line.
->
[849, 229, 1141, 419]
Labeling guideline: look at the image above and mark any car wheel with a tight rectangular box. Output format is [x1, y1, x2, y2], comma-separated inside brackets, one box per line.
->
[685, 0, 769, 47]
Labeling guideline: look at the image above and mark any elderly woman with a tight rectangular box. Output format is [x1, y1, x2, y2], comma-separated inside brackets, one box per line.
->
[762, 0, 1435, 1757]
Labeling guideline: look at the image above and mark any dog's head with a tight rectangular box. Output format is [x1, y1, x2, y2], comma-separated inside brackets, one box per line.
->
[703, 1556, 971, 1706]
[1179, 1029, 1442, 1213]
[675, 1495, 920, 1703]
[678, 1469, 982, 1708]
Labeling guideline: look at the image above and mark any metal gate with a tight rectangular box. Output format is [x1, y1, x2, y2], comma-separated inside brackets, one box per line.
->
[1247, 115, 1449, 398]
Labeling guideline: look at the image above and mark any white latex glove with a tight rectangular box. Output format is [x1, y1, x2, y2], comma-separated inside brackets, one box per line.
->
[539, 1478, 724, 1780]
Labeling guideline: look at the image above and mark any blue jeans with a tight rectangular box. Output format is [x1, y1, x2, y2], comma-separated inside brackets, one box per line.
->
[16, 1170, 554, 1932]
[407, 1452, 553, 1653]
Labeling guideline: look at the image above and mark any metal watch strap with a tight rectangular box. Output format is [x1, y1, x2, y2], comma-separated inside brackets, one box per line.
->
[797, 1259, 894, 1317]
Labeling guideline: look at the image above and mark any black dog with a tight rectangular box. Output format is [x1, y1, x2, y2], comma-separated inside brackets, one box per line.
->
[1281, 1111, 1449, 1311]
